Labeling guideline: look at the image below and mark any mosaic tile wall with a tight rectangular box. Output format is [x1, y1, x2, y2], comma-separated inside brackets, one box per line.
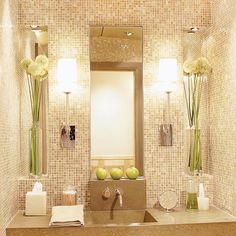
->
[90, 37, 142, 62]
[207, 0, 236, 215]
[0, 0, 21, 235]
[18, 0, 212, 209]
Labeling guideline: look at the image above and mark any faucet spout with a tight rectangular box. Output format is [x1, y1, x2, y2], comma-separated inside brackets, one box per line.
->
[115, 189, 123, 207]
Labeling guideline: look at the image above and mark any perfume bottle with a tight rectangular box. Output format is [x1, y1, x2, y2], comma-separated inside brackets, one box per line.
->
[186, 179, 198, 211]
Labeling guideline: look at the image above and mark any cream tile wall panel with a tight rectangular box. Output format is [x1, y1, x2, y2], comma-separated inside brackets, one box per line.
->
[207, 0, 236, 215]
[18, 0, 212, 209]
[0, 0, 21, 235]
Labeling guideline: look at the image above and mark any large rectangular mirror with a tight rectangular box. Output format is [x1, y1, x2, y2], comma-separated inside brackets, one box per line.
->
[89, 26, 143, 177]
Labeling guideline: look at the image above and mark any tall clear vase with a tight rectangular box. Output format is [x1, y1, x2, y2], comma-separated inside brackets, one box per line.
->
[185, 128, 202, 176]
[29, 121, 42, 177]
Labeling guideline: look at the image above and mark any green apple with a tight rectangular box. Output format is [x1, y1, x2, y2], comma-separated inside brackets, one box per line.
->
[110, 168, 123, 180]
[126, 167, 139, 179]
[96, 168, 107, 180]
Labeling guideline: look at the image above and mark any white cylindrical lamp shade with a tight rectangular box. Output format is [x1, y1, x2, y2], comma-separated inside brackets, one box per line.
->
[57, 58, 78, 93]
[158, 58, 178, 92]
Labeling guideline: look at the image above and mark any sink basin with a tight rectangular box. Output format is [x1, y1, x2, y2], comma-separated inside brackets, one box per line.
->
[84, 210, 157, 225]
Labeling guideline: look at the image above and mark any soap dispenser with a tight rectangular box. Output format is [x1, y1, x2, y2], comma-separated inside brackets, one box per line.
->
[186, 179, 198, 211]
[197, 183, 210, 210]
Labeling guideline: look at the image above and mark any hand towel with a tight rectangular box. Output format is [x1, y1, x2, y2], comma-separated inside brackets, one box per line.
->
[49, 205, 84, 227]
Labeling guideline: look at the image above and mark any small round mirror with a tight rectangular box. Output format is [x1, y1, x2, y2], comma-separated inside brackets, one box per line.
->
[158, 190, 178, 212]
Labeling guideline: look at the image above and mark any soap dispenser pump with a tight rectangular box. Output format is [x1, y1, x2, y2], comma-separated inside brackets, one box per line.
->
[186, 179, 198, 211]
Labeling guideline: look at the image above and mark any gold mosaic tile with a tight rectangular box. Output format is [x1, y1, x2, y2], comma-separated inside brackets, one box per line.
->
[207, 0, 236, 216]
[17, 0, 213, 212]
[0, 0, 21, 235]
[6, 1, 235, 235]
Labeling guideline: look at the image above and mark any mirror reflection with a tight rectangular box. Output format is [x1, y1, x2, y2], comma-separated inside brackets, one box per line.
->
[90, 26, 143, 177]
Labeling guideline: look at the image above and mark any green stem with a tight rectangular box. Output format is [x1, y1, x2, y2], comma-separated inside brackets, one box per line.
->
[30, 77, 42, 176]
[27, 74, 33, 117]
[185, 73, 203, 174]
[183, 77, 192, 127]
[30, 122, 39, 175]
[37, 82, 42, 120]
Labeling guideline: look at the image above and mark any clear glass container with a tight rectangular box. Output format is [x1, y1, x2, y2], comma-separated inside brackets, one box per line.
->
[62, 185, 77, 206]
[29, 122, 42, 177]
[185, 128, 202, 176]
[186, 179, 198, 211]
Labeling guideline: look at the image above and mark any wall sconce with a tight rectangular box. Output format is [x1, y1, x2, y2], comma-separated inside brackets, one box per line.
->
[57, 58, 78, 148]
[158, 58, 178, 146]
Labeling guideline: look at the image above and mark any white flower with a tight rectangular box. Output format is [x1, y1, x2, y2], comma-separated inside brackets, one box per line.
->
[195, 57, 211, 74]
[40, 69, 48, 77]
[28, 62, 44, 77]
[183, 57, 211, 75]
[183, 59, 197, 74]
[36, 70, 48, 81]
[20, 58, 33, 73]
[35, 55, 49, 70]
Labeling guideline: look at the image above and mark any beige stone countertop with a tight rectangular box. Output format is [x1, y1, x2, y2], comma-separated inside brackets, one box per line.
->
[7, 206, 236, 229]
[148, 206, 236, 225]
[7, 207, 236, 236]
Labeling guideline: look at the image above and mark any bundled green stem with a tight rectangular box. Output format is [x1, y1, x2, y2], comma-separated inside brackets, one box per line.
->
[30, 122, 41, 176]
[183, 74, 204, 128]
[183, 74, 204, 172]
[27, 75, 42, 176]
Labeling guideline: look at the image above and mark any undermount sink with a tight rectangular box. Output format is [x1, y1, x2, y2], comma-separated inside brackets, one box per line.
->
[84, 210, 157, 225]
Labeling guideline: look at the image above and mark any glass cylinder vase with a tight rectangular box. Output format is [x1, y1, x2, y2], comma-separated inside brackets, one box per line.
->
[186, 179, 198, 211]
[185, 128, 202, 176]
[29, 122, 42, 177]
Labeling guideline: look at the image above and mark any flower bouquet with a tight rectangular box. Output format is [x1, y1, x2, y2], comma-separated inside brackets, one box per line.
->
[21, 55, 49, 176]
[183, 57, 211, 174]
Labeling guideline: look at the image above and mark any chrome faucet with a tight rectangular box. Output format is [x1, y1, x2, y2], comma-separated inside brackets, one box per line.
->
[115, 189, 123, 207]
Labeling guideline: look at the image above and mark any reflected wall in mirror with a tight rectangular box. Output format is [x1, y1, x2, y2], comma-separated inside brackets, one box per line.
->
[21, 26, 48, 176]
[89, 26, 143, 177]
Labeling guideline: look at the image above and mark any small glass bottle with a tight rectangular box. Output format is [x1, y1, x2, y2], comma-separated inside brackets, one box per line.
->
[186, 179, 198, 211]
[62, 185, 77, 206]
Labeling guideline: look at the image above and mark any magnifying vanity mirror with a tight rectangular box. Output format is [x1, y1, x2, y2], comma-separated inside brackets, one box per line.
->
[89, 26, 143, 177]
